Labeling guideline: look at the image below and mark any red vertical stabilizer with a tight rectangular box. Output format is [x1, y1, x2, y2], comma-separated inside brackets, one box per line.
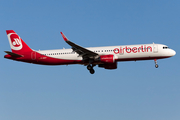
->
[6, 30, 33, 54]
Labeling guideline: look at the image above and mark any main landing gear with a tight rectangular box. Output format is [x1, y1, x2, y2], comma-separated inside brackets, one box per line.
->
[87, 64, 95, 74]
[154, 59, 159, 68]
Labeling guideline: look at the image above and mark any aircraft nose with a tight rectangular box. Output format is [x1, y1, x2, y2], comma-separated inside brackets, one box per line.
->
[170, 49, 176, 56]
[173, 50, 176, 56]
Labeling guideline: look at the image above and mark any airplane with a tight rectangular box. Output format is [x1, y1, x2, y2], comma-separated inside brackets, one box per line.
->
[4, 30, 176, 74]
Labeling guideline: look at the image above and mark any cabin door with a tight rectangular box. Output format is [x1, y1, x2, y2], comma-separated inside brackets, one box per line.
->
[153, 44, 158, 53]
[31, 52, 36, 60]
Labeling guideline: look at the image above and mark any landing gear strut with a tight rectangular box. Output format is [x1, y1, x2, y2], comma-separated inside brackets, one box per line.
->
[154, 59, 159, 68]
[87, 64, 95, 74]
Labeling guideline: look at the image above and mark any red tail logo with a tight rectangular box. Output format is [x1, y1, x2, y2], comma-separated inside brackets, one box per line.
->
[7, 32, 23, 50]
[6, 30, 32, 54]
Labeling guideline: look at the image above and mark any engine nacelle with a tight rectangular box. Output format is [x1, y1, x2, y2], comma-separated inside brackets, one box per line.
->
[98, 62, 117, 69]
[99, 54, 115, 63]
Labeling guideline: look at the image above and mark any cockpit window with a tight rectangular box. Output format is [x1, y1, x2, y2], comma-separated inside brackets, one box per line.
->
[163, 46, 169, 49]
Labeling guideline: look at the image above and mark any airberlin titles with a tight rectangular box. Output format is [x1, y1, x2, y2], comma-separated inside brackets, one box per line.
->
[114, 45, 152, 54]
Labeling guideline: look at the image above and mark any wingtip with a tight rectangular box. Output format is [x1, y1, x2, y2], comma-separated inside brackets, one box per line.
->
[60, 32, 68, 41]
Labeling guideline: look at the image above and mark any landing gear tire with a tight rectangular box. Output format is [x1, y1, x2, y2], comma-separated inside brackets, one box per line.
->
[154, 59, 159, 68]
[87, 64, 95, 74]
[89, 69, 95, 74]
[87, 65, 92, 70]
[155, 64, 159, 68]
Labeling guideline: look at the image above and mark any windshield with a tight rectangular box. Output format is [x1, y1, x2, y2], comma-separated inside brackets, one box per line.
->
[163, 46, 169, 49]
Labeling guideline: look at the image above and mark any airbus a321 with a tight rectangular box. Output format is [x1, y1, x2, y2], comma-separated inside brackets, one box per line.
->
[4, 30, 176, 74]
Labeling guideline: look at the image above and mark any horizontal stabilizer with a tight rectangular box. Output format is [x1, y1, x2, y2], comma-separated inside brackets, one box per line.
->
[4, 51, 22, 57]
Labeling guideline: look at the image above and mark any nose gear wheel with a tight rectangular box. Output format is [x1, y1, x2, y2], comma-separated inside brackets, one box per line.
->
[154, 59, 159, 68]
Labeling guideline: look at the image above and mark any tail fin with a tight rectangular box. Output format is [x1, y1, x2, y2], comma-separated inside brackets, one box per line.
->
[6, 30, 32, 54]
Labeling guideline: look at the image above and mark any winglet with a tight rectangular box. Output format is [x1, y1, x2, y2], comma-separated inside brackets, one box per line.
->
[60, 32, 69, 41]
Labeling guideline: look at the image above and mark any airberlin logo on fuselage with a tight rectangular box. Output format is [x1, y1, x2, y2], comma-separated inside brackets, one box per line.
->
[114, 45, 152, 54]
[7, 33, 23, 50]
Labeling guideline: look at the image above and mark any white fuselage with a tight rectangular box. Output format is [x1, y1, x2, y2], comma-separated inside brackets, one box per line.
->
[36, 43, 176, 62]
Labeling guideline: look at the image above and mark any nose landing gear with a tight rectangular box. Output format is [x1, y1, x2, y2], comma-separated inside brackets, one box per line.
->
[154, 59, 159, 68]
[87, 64, 95, 74]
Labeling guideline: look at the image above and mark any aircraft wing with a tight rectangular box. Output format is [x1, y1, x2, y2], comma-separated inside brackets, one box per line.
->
[60, 32, 99, 58]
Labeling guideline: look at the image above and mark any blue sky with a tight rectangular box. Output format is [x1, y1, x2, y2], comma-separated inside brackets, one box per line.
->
[0, 0, 179, 120]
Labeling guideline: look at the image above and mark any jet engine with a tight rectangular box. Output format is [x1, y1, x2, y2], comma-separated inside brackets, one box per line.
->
[97, 54, 117, 69]
[99, 54, 115, 63]
[98, 62, 117, 69]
